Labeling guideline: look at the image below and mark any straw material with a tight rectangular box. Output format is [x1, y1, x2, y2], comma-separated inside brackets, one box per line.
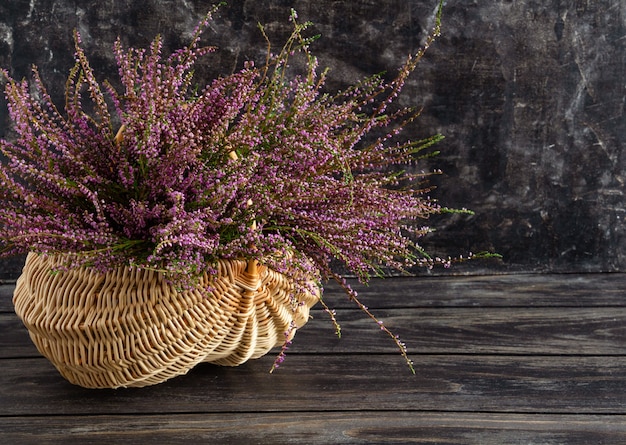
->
[13, 252, 320, 389]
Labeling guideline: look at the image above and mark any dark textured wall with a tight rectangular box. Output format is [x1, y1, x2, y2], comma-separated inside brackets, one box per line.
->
[1, 0, 625, 279]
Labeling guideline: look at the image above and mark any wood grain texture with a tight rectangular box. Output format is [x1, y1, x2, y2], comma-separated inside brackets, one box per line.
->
[2, 354, 626, 416]
[321, 273, 626, 308]
[2, 413, 626, 445]
[5, 306, 626, 358]
[4, 272, 626, 312]
[2, 274, 626, 443]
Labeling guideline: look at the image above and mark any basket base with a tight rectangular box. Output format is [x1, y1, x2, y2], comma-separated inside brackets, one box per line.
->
[13, 253, 319, 388]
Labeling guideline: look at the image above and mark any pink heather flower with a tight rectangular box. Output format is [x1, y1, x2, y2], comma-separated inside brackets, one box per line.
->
[0, 3, 490, 371]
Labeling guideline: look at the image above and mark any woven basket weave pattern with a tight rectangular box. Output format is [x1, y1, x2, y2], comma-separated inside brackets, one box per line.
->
[13, 253, 319, 388]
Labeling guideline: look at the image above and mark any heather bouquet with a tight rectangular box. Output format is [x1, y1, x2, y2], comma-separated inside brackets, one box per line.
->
[1, 4, 482, 375]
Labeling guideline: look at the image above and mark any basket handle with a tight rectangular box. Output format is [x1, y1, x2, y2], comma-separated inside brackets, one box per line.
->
[229, 150, 259, 276]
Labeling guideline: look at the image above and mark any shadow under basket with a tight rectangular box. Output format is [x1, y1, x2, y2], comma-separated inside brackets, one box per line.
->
[12, 252, 320, 389]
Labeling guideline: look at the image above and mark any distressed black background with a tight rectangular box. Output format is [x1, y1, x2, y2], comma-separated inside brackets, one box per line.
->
[1, 0, 625, 279]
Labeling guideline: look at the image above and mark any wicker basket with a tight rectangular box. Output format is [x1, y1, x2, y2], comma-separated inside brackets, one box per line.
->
[12, 252, 319, 388]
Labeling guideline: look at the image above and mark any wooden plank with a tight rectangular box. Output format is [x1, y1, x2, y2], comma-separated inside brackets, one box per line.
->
[2, 273, 626, 443]
[2, 412, 626, 444]
[2, 354, 626, 416]
[4, 305, 626, 358]
[320, 273, 626, 308]
[0, 285, 15, 312]
[4, 273, 626, 312]
[0, 315, 39, 358]
[295, 306, 626, 355]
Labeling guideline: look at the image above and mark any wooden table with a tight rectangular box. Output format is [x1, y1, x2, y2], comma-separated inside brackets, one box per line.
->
[2, 273, 626, 444]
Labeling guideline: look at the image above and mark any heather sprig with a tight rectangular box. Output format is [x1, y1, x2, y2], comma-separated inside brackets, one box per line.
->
[0, 2, 491, 371]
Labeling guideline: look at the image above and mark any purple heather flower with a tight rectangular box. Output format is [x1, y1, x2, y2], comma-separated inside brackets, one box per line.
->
[1, 4, 477, 372]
